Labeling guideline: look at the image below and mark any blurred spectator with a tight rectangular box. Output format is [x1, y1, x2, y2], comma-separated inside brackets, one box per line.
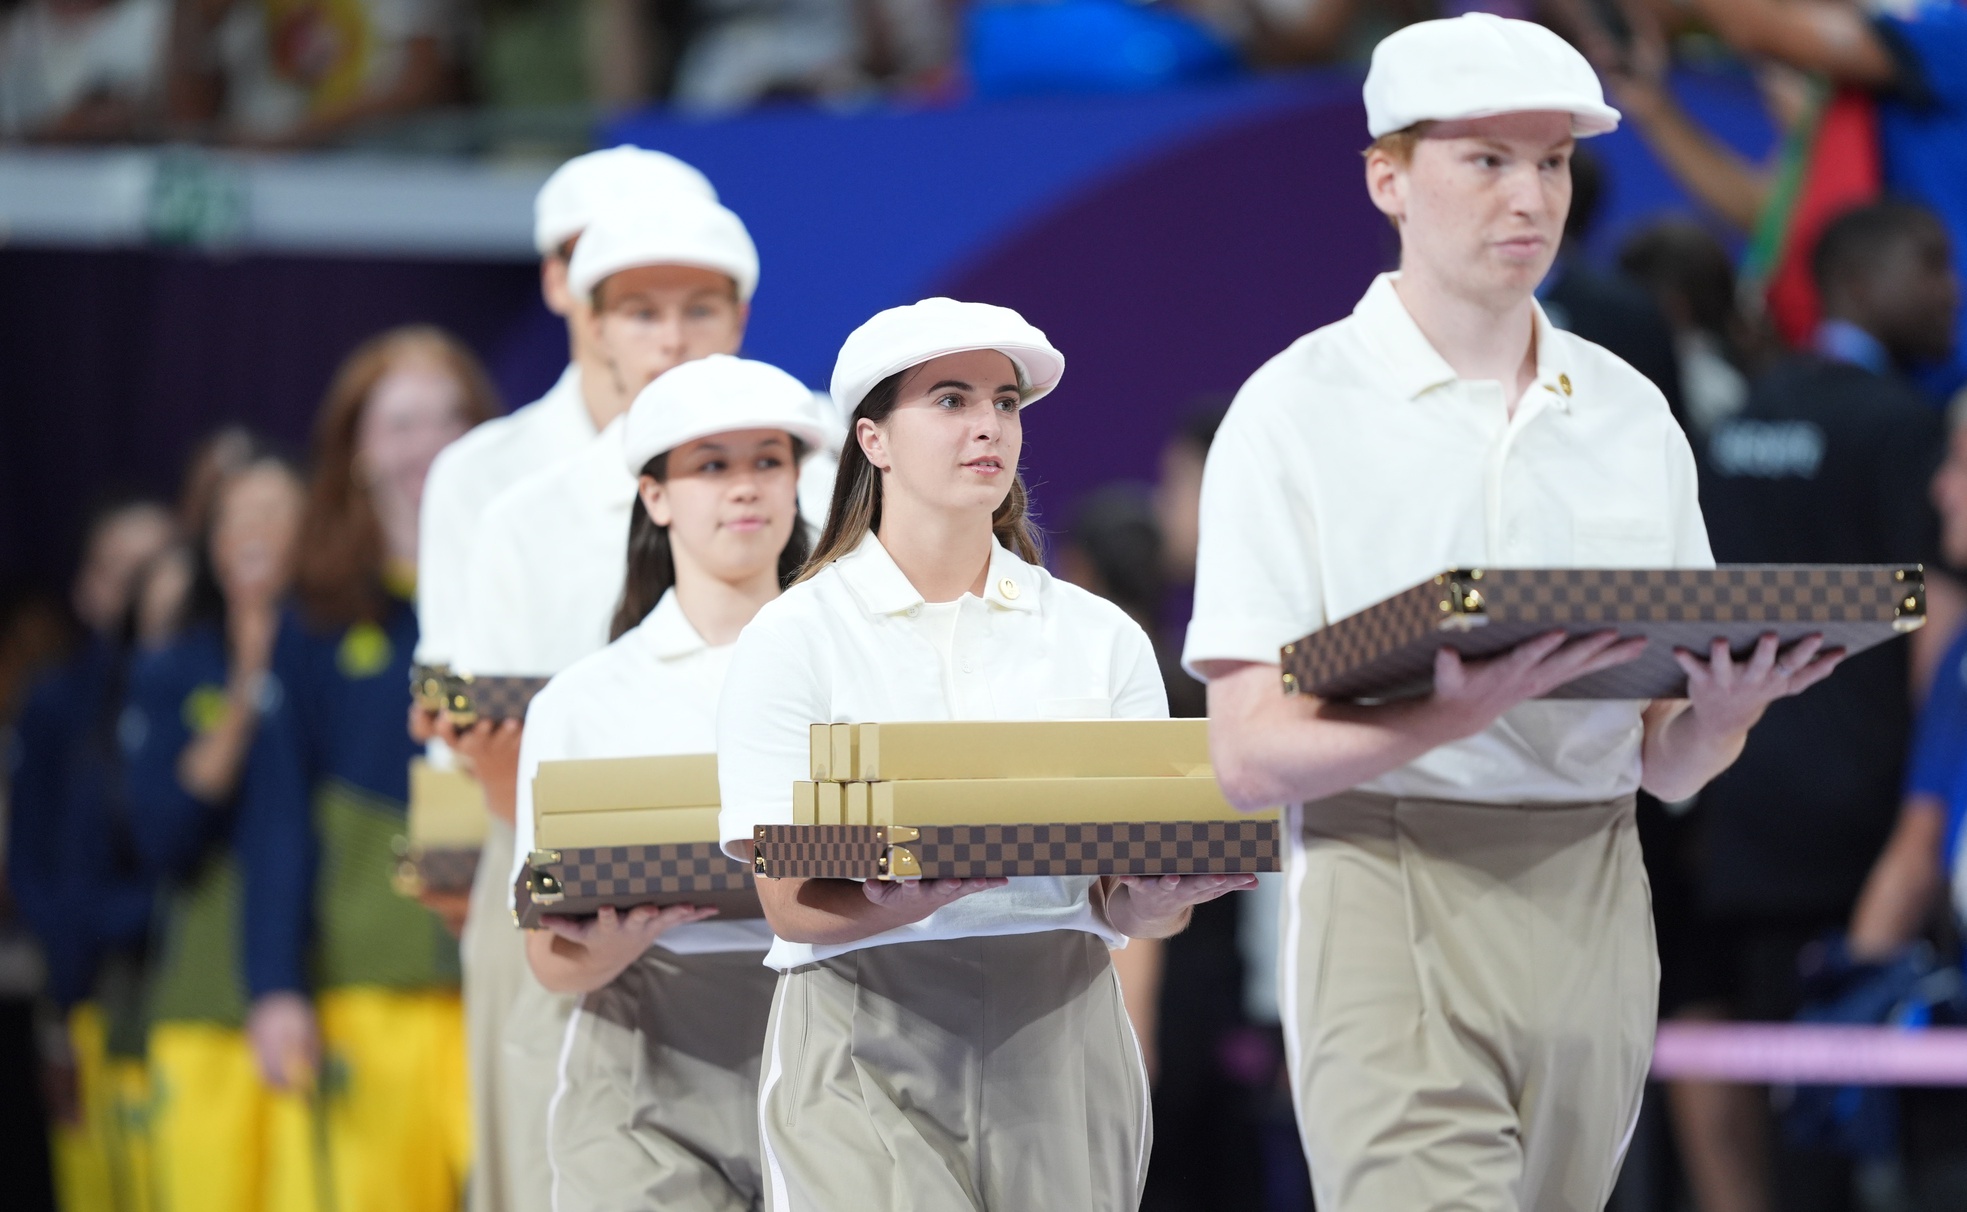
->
[1152, 403, 1223, 718]
[236, 326, 489, 1208]
[173, 424, 257, 538]
[123, 441, 303, 1212]
[1672, 199, 1959, 1212]
[1593, 0, 1967, 396]
[164, 0, 461, 145]
[1837, 395, 1967, 1212]
[5, 496, 175, 1212]
[1618, 218, 1757, 440]
[1538, 146, 1686, 421]
[0, 0, 168, 140]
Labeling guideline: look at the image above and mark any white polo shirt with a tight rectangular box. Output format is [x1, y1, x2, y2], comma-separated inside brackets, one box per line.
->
[717, 533, 1168, 972]
[414, 365, 596, 667]
[510, 590, 771, 954]
[456, 418, 635, 676]
[1183, 273, 1713, 805]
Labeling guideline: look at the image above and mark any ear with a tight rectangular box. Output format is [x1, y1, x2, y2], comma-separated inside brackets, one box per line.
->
[541, 257, 575, 317]
[856, 416, 890, 473]
[1365, 150, 1406, 226]
[638, 475, 672, 528]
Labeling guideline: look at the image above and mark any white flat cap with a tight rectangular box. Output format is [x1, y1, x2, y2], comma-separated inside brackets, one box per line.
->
[567, 193, 760, 303]
[533, 146, 717, 256]
[830, 298, 1064, 417]
[624, 354, 839, 474]
[1364, 14, 1619, 138]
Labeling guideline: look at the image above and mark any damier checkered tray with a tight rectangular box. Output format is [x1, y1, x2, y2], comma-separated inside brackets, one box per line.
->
[1282, 565, 1924, 702]
[752, 821, 1281, 881]
[516, 841, 762, 928]
[437, 673, 550, 726]
[392, 844, 481, 898]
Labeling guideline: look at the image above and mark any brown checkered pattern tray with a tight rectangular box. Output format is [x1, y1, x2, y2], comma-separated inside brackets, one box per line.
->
[440, 673, 550, 726]
[1281, 565, 1923, 702]
[753, 821, 1281, 880]
[516, 841, 762, 928]
[392, 845, 480, 898]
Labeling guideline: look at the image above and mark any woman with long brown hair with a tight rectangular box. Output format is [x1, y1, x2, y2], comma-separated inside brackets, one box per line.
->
[716, 300, 1253, 1211]
[236, 326, 494, 1210]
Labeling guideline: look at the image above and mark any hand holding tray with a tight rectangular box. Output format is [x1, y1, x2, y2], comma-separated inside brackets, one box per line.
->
[1278, 565, 1923, 702]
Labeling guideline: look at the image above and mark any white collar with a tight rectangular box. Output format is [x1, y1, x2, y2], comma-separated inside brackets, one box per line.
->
[830, 532, 1040, 617]
[1353, 273, 1577, 412]
[629, 589, 711, 661]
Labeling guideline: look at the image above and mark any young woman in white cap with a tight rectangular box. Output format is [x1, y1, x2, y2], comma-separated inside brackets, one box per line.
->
[409, 144, 718, 1212]
[442, 187, 763, 1212]
[717, 298, 1252, 1212]
[1184, 14, 1840, 1210]
[492, 354, 833, 1212]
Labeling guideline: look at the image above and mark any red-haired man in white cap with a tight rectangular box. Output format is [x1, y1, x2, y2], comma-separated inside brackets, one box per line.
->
[1184, 14, 1841, 1208]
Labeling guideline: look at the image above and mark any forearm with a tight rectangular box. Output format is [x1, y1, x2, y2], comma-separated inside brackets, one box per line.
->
[1207, 675, 1453, 810]
[1618, 84, 1771, 233]
[1639, 700, 1751, 802]
[524, 928, 637, 995]
[755, 876, 924, 945]
[1848, 801, 1945, 959]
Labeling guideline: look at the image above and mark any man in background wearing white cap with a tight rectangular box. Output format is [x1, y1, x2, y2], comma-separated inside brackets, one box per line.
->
[445, 187, 815, 1212]
[411, 145, 716, 1212]
[1185, 15, 1839, 1209]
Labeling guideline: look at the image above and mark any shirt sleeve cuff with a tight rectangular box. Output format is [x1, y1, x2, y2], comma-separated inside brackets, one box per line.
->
[1180, 617, 1304, 681]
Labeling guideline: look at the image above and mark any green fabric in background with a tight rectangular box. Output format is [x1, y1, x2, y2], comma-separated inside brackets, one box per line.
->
[311, 780, 460, 992]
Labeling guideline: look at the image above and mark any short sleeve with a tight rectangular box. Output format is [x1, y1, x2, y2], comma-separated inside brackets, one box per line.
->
[1907, 631, 1967, 799]
[1109, 616, 1171, 722]
[415, 439, 477, 666]
[1182, 377, 1326, 678]
[507, 679, 576, 910]
[716, 611, 828, 858]
[1664, 419, 1716, 568]
[455, 493, 537, 674]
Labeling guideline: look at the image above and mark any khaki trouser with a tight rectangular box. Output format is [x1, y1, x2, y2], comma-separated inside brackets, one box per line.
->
[548, 947, 779, 1212]
[759, 931, 1151, 1212]
[1284, 792, 1657, 1212]
[464, 818, 574, 1212]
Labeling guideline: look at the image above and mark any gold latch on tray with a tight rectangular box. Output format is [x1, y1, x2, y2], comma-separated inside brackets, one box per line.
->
[528, 868, 563, 905]
[877, 827, 923, 880]
[1894, 566, 1927, 633]
[1435, 569, 1489, 633]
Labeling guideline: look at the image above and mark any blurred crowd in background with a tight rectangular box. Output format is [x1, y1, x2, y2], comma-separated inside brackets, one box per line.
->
[4, 0, 1967, 1210]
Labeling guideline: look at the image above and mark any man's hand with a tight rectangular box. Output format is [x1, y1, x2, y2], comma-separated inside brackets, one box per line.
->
[1641, 633, 1845, 800]
[860, 876, 1009, 920]
[437, 717, 523, 826]
[1106, 873, 1260, 940]
[247, 991, 319, 1092]
[1430, 630, 1649, 741]
[529, 904, 720, 994]
[1675, 633, 1843, 735]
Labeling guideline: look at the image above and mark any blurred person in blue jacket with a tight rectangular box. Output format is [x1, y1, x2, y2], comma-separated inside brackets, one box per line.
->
[236, 326, 492, 1210]
[6, 495, 176, 1209]
[122, 439, 308, 1212]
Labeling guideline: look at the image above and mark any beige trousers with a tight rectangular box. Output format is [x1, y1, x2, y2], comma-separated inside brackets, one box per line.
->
[463, 818, 575, 1212]
[1284, 792, 1657, 1212]
[548, 947, 779, 1212]
[758, 931, 1151, 1212]
[463, 817, 523, 1212]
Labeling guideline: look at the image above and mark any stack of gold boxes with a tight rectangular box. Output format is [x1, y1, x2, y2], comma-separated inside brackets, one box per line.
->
[393, 759, 488, 899]
[518, 753, 761, 927]
[754, 720, 1280, 881]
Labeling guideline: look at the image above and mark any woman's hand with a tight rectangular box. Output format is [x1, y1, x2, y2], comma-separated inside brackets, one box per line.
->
[527, 904, 719, 994]
[437, 717, 523, 826]
[247, 991, 320, 1092]
[860, 876, 1009, 919]
[1104, 873, 1259, 940]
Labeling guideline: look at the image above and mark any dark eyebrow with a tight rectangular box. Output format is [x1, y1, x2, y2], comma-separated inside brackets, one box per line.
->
[926, 380, 974, 393]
